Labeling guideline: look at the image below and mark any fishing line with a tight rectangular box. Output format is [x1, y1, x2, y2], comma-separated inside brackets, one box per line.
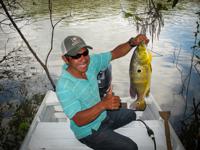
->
[149, 46, 163, 57]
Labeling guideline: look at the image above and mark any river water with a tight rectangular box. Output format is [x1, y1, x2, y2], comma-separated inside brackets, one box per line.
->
[0, 0, 200, 133]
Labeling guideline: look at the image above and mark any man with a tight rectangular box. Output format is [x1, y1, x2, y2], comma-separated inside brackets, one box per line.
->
[56, 34, 149, 150]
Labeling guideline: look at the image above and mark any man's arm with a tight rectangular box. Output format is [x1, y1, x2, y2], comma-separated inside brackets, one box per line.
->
[72, 94, 120, 126]
[111, 41, 133, 60]
[111, 34, 149, 60]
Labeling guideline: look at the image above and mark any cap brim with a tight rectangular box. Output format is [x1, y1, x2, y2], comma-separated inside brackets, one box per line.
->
[85, 45, 93, 49]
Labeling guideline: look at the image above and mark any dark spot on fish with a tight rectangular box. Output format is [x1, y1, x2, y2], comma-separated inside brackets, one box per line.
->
[137, 69, 141, 73]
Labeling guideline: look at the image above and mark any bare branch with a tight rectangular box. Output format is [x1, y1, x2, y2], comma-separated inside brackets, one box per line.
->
[45, 0, 68, 66]
[121, 0, 164, 42]
[182, 14, 200, 116]
[194, 62, 200, 78]
[0, 0, 56, 90]
[0, 46, 22, 63]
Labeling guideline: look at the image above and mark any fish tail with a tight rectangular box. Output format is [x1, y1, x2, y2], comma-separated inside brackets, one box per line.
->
[130, 98, 146, 111]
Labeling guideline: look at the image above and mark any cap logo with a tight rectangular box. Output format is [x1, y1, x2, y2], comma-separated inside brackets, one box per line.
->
[71, 37, 81, 46]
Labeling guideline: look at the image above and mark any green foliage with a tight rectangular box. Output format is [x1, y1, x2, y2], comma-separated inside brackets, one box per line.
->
[156, 2, 168, 10]
[121, 0, 181, 41]
[193, 12, 200, 68]
[180, 98, 200, 150]
[122, 0, 167, 41]
[179, 11, 200, 150]
[172, 0, 179, 8]
[167, 0, 179, 8]
[134, 15, 142, 22]
[0, 93, 44, 150]
[123, 11, 133, 18]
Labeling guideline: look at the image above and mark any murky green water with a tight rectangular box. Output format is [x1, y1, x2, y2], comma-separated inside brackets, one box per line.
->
[0, 0, 200, 132]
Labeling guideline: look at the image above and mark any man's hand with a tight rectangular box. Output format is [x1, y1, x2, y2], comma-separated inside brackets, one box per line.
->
[72, 93, 120, 126]
[111, 34, 149, 60]
[101, 94, 121, 110]
[130, 34, 149, 46]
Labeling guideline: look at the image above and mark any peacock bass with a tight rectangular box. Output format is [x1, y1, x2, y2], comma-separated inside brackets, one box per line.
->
[129, 41, 152, 111]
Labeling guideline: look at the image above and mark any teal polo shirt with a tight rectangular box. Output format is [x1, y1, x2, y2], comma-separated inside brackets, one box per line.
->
[56, 52, 112, 139]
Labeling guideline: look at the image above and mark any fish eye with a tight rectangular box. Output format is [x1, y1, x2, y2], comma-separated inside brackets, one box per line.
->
[137, 69, 141, 73]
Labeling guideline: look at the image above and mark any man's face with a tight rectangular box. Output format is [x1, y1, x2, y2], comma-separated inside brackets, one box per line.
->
[65, 47, 90, 75]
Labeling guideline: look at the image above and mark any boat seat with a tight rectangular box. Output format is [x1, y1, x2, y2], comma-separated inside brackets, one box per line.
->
[28, 120, 170, 150]
[44, 90, 160, 120]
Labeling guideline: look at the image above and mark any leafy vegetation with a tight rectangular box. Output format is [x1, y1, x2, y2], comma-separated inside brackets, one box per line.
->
[0, 94, 44, 150]
[179, 12, 200, 150]
[121, 0, 178, 42]
[180, 98, 200, 150]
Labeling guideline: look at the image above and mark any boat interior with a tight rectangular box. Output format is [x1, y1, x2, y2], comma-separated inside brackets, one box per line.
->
[20, 90, 184, 150]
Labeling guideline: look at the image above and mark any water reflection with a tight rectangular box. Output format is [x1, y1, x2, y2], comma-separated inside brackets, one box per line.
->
[21, 0, 122, 21]
[19, 0, 199, 51]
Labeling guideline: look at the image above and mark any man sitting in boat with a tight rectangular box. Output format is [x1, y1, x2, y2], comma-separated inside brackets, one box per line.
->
[56, 34, 149, 150]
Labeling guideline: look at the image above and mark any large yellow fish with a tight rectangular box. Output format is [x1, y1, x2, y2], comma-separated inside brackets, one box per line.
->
[129, 42, 152, 111]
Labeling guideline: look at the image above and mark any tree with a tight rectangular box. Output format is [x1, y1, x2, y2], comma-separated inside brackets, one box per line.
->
[0, 0, 68, 149]
[0, 0, 68, 90]
[121, 0, 179, 42]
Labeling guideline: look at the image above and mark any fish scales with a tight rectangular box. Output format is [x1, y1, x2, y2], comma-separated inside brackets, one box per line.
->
[129, 42, 152, 111]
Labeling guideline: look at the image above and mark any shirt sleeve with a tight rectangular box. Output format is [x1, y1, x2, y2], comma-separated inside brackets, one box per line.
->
[56, 81, 81, 119]
[91, 52, 112, 74]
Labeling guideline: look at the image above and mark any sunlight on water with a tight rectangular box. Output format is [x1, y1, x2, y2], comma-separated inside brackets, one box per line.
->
[0, 0, 200, 132]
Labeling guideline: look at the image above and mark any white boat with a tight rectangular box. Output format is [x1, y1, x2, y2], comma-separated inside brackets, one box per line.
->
[20, 90, 185, 150]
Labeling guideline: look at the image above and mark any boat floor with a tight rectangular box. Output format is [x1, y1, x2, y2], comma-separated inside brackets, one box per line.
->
[29, 120, 167, 150]
[21, 91, 184, 150]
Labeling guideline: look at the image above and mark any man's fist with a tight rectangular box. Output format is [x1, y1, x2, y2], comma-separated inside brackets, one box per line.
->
[101, 94, 121, 110]
[129, 34, 149, 47]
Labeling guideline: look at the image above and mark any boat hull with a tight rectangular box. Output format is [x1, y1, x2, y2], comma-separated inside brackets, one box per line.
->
[20, 90, 185, 150]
